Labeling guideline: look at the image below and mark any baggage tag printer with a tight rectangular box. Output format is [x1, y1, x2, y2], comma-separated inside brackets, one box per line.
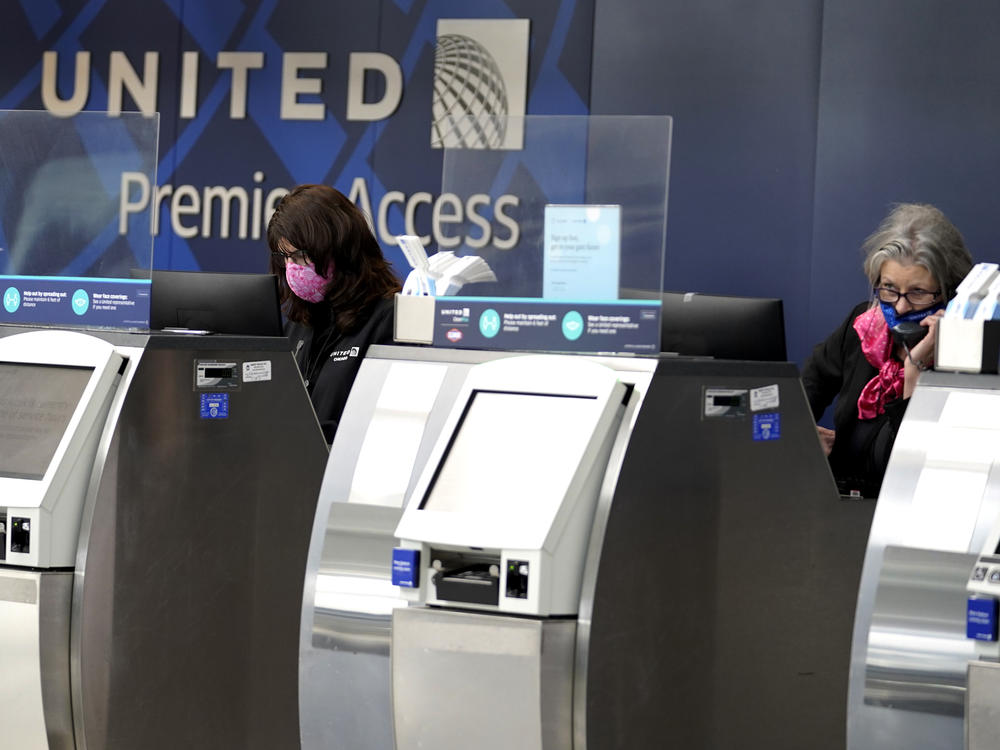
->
[392, 355, 631, 617]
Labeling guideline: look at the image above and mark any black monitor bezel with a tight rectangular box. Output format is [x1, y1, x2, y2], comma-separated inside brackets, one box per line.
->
[147, 270, 283, 336]
[657, 291, 787, 362]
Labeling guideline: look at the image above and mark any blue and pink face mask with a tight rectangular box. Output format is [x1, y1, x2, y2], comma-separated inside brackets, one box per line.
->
[878, 300, 944, 329]
[285, 259, 334, 303]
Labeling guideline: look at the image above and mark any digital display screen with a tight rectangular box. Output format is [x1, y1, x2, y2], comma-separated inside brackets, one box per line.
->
[420, 390, 598, 519]
[0, 362, 94, 480]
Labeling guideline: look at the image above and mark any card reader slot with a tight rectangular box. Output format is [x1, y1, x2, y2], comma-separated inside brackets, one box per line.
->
[430, 549, 500, 606]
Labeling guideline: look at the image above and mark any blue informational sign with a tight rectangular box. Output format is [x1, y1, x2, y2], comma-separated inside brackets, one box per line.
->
[391, 548, 420, 588]
[968, 596, 999, 641]
[0, 275, 150, 328]
[199, 393, 230, 420]
[752, 413, 781, 441]
[434, 297, 661, 354]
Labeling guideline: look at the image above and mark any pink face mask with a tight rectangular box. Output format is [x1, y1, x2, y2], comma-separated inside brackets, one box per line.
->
[285, 259, 333, 303]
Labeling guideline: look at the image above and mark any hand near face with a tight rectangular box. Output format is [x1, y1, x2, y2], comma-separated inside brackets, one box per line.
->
[902, 310, 944, 398]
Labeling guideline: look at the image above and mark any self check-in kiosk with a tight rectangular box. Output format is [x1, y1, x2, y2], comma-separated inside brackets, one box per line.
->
[393, 356, 628, 615]
[0, 331, 124, 748]
[846, 368, 1000, 750]
[390, 356, 629, 749]
[299, 345, 873, 750]
[0, 109, 330, 749]
[0, 327, 327, 750]
[0, 332, 124, 569]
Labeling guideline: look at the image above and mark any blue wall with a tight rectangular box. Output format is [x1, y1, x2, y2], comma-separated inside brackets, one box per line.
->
[2, 0, 998, 364]
[592, 0, 1000, 362]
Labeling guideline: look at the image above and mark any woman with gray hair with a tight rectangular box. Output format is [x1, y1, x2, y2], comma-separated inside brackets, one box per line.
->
[802, 203, 973, 498]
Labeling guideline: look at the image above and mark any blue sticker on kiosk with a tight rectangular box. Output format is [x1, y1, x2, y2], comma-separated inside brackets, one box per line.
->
[392, 548, 420, 588]
[967, 597, 999, 641]
[200, 393, 229, 419]
[752, 412, 781, 441]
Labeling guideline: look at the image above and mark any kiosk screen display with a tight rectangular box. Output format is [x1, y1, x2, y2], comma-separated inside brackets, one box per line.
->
[0, 363, 94, 480]
[421, 390, 598, 519]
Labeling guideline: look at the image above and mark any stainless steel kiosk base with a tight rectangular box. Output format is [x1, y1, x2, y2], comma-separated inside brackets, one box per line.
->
[393, 607, 575, 750]
[0, 571, 73, 749]
[968, 660, 1000, 749]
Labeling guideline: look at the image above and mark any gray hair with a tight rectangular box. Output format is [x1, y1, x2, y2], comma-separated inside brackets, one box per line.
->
[862, 203, 973, 300]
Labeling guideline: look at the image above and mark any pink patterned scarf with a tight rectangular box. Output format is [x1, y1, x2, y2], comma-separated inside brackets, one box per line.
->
[853, 305, 903, 419]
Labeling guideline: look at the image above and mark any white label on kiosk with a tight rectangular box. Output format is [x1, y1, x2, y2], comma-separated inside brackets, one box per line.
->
[242, 360, 272, 383]
[750, 384, 779, 411]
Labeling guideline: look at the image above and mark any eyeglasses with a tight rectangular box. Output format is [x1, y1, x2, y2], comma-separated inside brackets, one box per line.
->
[873, 287, 941, 306]
[271, 247, 308, 263]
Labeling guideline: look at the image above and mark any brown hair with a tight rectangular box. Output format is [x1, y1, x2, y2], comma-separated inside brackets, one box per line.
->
[267, 184, 401, 332]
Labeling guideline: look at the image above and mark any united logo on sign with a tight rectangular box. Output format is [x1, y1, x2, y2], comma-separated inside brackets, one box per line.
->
[431, 19, 530, 150]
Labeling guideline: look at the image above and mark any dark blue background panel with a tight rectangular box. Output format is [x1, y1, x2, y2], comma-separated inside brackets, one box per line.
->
[810, 0, 1000, 349]
[590, 0, 824, 363]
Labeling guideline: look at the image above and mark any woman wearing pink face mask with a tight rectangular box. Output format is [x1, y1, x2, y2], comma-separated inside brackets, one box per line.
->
[267, 184, 401, 442]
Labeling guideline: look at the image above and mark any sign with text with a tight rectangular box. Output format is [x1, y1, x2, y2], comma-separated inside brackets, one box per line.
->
[0, 275, 150, 329]
[543, 204, 621, 300]
[433, 296, 660, 354]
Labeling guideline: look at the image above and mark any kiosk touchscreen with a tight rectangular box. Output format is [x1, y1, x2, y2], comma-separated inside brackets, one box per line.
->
[393, 355, 629, 616]
[0, 330, 124, 568]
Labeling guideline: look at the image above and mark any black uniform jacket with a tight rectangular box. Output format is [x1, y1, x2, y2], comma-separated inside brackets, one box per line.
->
[286, 297, 395, 443]
[801, 301, 909, 498]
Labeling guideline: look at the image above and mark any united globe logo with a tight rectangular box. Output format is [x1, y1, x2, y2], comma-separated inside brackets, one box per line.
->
[432, 35, 508, 149]
[431, 19, 530, 150]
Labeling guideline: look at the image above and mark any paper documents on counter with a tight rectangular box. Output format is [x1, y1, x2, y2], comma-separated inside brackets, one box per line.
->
[397, 235, 496, 296]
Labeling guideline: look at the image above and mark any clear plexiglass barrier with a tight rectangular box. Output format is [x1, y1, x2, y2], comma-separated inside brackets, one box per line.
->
[422, 115, 671, 355]
[0, 110, 159, 330]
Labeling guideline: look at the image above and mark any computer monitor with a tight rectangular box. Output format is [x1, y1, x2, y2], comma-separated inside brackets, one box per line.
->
[148, 270, 283, 336]
[659, 291, 787, 361]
